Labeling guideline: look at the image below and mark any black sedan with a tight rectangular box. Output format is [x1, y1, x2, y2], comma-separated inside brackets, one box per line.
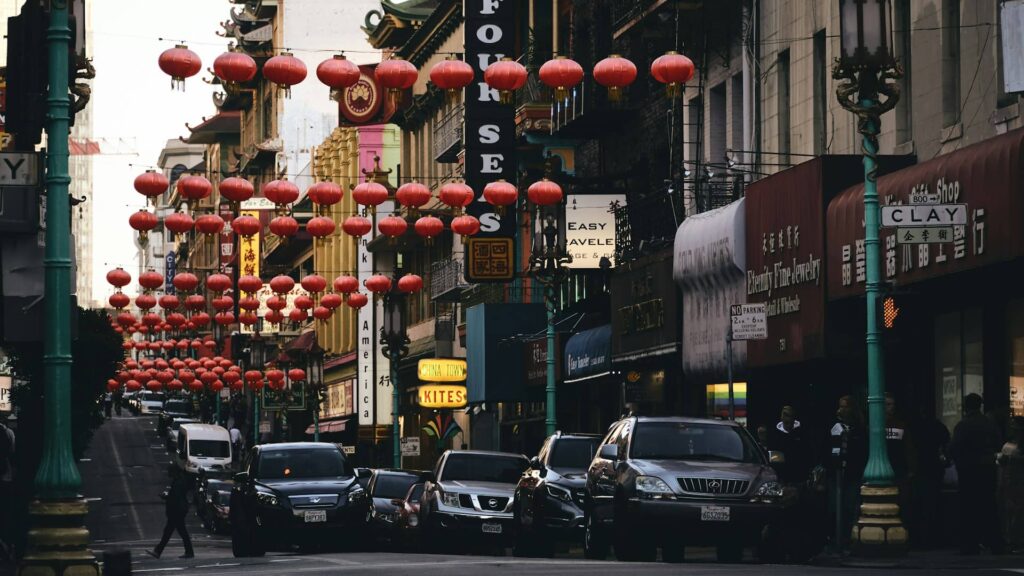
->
[195, 466, 234, 534]
[364, 469, 429, 546]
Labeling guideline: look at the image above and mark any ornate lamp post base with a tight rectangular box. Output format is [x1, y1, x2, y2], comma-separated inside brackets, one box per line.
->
[17, 500, 98, 576]
[850, 485, 908, 557]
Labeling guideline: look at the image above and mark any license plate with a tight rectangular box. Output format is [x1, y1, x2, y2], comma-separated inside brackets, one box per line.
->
[481, 522, 503, 534]
[700, 505, 730, 522]
[304, 510, 327, 523]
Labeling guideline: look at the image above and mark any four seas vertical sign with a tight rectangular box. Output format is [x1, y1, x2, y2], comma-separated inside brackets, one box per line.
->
[463, 0, 517, 282]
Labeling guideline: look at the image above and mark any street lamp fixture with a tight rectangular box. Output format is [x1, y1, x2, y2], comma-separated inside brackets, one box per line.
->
[247, 330, 267, 446]
[833, 0, 905, 557]
[380, 275, 409, 469]
[307, 338, 326, 441]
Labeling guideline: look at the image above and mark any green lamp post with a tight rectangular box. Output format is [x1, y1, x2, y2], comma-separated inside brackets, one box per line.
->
[833, 0, 906, 556]
[18, 1, 99, 574]
[380, 276, 409, 469]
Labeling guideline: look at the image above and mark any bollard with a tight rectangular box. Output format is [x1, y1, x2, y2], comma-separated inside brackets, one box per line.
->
[103, 549, 132, 576]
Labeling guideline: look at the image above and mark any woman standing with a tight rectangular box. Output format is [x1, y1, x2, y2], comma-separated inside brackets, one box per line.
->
[999, 417, 1024, 551]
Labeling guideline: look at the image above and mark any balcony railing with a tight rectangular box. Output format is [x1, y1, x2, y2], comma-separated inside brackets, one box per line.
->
[433, 104, 463, 163]
[430, 257, 470, 302]
[614, 187, 682, 265]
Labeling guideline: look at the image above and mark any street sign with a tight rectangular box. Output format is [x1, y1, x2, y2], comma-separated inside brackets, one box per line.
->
[0, 152, 40, 186]
[400, 437, 420, 457]
[258, 420, 272, 434]
[896, 226, 955, 244]
[730, 303, 767, 341]
[881, 204, 967, 227]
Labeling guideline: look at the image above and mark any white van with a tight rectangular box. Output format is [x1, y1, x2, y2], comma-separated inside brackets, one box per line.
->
[176, 424, 232, 475]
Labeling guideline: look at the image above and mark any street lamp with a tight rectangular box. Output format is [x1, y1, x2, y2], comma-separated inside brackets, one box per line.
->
[380, 275, 409, 469]
[833, 0, 905, 557]
[247, 329, 267, 446]
[307, 337, 326, 441]
[527, 179, 571, 437]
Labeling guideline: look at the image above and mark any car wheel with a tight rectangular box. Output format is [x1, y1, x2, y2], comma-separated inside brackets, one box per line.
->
[248, 528, 266, 557]
[230, 519, 250, 558]
[613, 506, 655, 562]
[716, 542, 743, 563]
[583, 510, 609, 560]
[662, 543, 685, 563]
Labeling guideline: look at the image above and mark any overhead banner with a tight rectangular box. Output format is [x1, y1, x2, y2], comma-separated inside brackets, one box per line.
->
[164, 250, 176, 294]
[463, 0, 517, 282]
[218, 203, 235, 276]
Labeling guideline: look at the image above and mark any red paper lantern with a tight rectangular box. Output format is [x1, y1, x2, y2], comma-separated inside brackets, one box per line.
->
[195, 214, 225, 235]
[439, 182, 474, 212]
[264, 179, 300, 206]
[342, 215, 372, 238]
[527, 178, 563, 206]
[375, 57, 417, 102]
[107, 268, 131, 289]
[352, 181, 388, 209]
[288, 368, 307, 382]
[312, 306, 332, 321]
[429, 56, 474, 103]
[134, 170, 169, 200]
[483, 57, 527, 104]
[269, 275, 295, 295]
[308, 181, 344, 212]
[185, 295, 206, 311]
[593, 54, 637, 102]
[269, 215, 299, 238]
[539, 56, 584, 100]
[265, 369, 284, 383]
[364, 274, 392, 295]
[213, 295, 234, 311]
[316, 54, 360, 100]
[107, 379, 119, 393]
[289, 308, 309, 323]
[239, 312, 258, 326]
[125, 380, 142, 392]
[239, 296, 260, 311]
[346, 293, 369, 309]
[219, 176, 254, 203]
[206, 274, 232, 293]
[215, 312, 235, 326]
[244, 370, 263, 383]
[109, 292, 130, 309]
[139, 271, 164, 291]
[116, 312, 136, 328]
[333, 275, 358, 294]
[398, 274, 424, 293]
[293, 295, 314, 310]
[187, 380, 204, 393]
[146, 380, 163, 392]
[396, 182, 431, 213]
[300, 274, 327, 294]
[266, 295, 287, 311]
[164, 212, 194, 236]
[650, 51, 695, 98]
[414, 216, 444, 243]
[306, 216, 336, 238]
[263, 52, 307, 97]
[483, 180, 518, 214]
[231, 215, 261, 238]
[213, 49, 257, 83]
[238, 275, 262, 295]
[172, 272, 199, 293]
[191, 312, 211, 327]
[158, 294, 180, 310]
[378, 215, 407, 240]
[177, 339, 190, 351]
[320, 293, 343, 310]
[223, 370, 241, 385]
[176, 174, 213, 201]
[451, 214, 481, 239]
[129, 210, 158, 237]
[166, 313, 187, 328]
[158, 44, 201, 90]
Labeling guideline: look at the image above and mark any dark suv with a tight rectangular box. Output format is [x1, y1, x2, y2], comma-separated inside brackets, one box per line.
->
[584, 417, 784, 563]
[230, 442, 367, 556]
[513, 432, 600, 555]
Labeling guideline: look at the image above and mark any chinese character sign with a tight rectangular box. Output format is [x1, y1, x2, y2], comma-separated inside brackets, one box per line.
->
[239, 210, 260, 278]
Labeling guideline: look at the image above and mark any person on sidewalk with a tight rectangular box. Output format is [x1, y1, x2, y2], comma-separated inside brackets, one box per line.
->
[951, 393, 1005, 555]
[769, 406, 811, 484]
[825, 395, 867, 551]
[998, 416, 1024, 552]
[910, 405, 950, 549]
[147, 466, 194, 560]
[229, 426, 243, 466]
[0, 416, 16, 562]
[884, 393, 914, 534]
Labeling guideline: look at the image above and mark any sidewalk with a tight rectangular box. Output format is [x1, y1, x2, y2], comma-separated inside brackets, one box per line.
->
[814, 548, 1024, 571]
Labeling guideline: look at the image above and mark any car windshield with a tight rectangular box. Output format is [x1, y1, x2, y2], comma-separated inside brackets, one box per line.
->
[189, 440, 230, 458]
[140, 392, 165, 403]
[441, 454, 528, 484]
[256, 448, 352, 480]
[630, 422, 762, 463]
[164, 400, 191, 414]
[548, 438, 600, 469]
[373, 474, 420, 499]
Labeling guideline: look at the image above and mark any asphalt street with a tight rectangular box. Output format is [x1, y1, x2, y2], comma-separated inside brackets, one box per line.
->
[60, 414, 1024, 575]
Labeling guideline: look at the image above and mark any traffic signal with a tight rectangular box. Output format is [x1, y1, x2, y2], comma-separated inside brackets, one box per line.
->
[883, 296, 900, 329]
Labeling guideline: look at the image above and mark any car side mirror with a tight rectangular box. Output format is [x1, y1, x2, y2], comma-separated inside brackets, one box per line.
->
[529, 456, 544, 470]
[357, 468, 372, 479]
[390, 499, 404, 506]
[599, 444, 619, 461]
[233, 472, 248, 484]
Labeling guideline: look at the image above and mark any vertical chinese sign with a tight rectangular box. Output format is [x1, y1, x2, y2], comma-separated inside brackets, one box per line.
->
[238, 210, 260, 279]
[218, 203, 235, 276]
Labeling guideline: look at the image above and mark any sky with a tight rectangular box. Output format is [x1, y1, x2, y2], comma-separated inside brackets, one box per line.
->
[89, 0, 381, 296]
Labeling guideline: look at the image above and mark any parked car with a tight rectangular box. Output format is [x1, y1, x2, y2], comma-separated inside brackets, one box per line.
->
[420, 450, 530, 552]
[390, 483, 425, 549]
[513, 432, 600, 555]
[176, 424, 232, 476]
[355, 467, 373, 490]
[195, 466, 234, 534]
[229, 442, 367, 556]
[137, 391, 165, 415]
[158, 398, 194, 436]
[583, 416, 785, 563]
[166, 417, 200, 452]
[365, 469, 429, 545]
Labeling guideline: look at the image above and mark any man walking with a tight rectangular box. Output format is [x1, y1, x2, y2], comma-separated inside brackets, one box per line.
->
[147, 466, 194, 559]
[0, 416, 15, 561]
[951, 393, 1005, 555]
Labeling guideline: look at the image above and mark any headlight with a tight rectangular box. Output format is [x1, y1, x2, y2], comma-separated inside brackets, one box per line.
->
[349, 486, 365, 498]
[635, 476, 673, 499]
[546, 484, 572, 502]
[255, 492, 279, 507]
[752, 481, 785, 502]
[441, 491, 460, 507]
[408, 515, 419, 527]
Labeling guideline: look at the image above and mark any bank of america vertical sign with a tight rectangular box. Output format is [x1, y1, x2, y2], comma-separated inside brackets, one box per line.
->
[464, 0, 517, 282]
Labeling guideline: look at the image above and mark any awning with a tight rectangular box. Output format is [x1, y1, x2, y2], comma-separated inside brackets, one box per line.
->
[285, 330, 323, 354]
[564, 324, 612, 383]
[305, 417, 349, 435]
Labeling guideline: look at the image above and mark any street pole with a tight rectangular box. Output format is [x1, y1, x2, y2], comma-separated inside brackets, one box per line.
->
[391, 351, 400, 469]
[19, 1, 99, 573]
[726, 328, 734, 421]
[544, 285, 556, 437]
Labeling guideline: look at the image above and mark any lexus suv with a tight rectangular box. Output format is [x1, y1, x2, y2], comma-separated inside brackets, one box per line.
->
[230, 442, 367, 556]
[584, 417, 784, 563]
[420, 450, 530, 551]
[513, 432, 600, 555]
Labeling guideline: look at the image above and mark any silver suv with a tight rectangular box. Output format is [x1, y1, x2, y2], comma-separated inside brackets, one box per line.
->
[420, 450, 529, 551]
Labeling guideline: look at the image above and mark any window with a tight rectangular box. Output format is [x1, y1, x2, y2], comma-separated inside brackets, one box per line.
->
[894, 0, 913, 143]
[731, 73, 744, 154]
[1009, 301, 1024, 418]
[189, 440, 231, 459]
[440, 454, 529, 483]
[256, 448, 351, 479]
[709, 82, 727, 166]
[942, 0, 961, 127]
[262, 93, 274, 140]
[777, 50, 791, 166]
[996, 1, 1018, 108]
[813, 30, 828, 155]
[372, 474, 421, 499]
[934, 309, 984, 432]
[687, 95, 703, 171]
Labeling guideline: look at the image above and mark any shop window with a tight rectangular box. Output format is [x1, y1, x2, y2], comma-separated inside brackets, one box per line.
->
[934, 308, 984, 432]
[1009, 300, 1024, 417]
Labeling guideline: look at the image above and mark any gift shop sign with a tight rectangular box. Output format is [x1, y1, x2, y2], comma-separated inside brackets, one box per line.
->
[565, 194, 624, 269]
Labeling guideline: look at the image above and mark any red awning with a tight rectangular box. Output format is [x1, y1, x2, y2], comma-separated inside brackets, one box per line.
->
[305, 418, 349, 435]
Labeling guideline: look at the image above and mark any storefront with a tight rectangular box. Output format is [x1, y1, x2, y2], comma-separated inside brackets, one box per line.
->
[311, 354, 358, 452]
[561, 324, 617, 433]
[673, 199, 745, 420]
[827, 127, 1024, 432]
[612, 248, 685, 417]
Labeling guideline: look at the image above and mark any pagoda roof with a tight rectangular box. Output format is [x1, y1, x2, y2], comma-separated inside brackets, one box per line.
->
[183, 111, 241, 145]
[363, 0, 439, 49]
